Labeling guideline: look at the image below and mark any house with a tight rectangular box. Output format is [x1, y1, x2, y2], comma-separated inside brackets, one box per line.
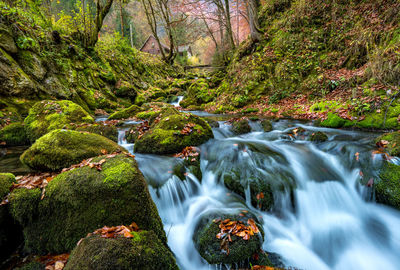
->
[140, 35, 170, 55]
[140, 35, 193, 57]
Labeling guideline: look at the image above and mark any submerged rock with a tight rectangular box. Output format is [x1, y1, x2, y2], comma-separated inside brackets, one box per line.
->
[24, 100, 94, 142]
[134, 109, 213, 154]
[9, 154, 166, 254]
[376, 162, 400, 210]
[309, 131, 328, 142]
[231, 119, 251, 135]
[65, 231, 178, 270]
[194, 213, 269, 266]
[0, 122, 29, 146]
[20, 129, 125, 171]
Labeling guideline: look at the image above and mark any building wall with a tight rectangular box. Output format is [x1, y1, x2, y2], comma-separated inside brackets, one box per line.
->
[141, 36, 162, 55]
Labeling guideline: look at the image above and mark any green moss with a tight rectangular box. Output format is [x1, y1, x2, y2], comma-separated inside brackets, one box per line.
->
[24, 100, 94, 142]
[261, 119, 273, 132]
[20, 129, 125, 171]
[0, 122, 29, 146]
[10, 154, 166, 254]
[134, 112, 213, 154]
[320, 113, 352, 128]
[107, 105, 142, 120]
[74, 123, 118, 142]
[376, 163, 400, 210]
[134, 94, 146, 106]
[0, 173, 15, 199]
[15, 262, 45, 270]
[195, 214, 263, 265]
[356, 113, 400, 130]
[65, 231, 178, 270]
[375, 131, 400, 156]
[231, 119, 251, 135]
[309, 131, 328, 142]
[136, 110, 160, 120]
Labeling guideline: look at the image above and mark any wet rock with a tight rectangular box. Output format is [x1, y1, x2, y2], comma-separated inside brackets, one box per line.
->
[309, 131, 328, 142]
[65, 231, 178, 270]
[9, 154, 166, 254]
[0, 25, 17, 53]
[231, 119, 251, 135]
[16, 50, 46, 81]
[194, 212, 268, 266]
[261, 119, 273, 132]
[20, 129, 125, 171]
[107, 105, 142, 120]
[24, 100, 94, 142]
[114, 80, 137, 103]
[134, 109, 213, 154]
[73, 123, 118, 142]
[0, 122, 29, 146]
[376, 162, 400, 210]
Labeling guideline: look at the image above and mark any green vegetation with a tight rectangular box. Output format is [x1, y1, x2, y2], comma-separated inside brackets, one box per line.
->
[65, 232, 178, 270]
[24, 100, 94, 142]
[10, 154, 166, 254]
[231, 119, 251, 135]
[108, 105, 143, 120]
[20, 129, 125, 171]
[0, 122, 29, 146]
[309, 131, 328, 142]
[376, 163, 400, 210]
[375, 131, 400, 156]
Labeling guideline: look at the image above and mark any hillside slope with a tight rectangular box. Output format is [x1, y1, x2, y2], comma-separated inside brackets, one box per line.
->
[0, 2, 177, 124]
[208, 0, 400, 129]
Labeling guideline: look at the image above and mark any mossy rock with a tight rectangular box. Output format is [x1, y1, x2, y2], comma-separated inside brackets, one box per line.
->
[114, 81, 137, 103]
[204, 118, 219, 128]
[376, 162, 400, 210]
[231, 119, 251, 135]
[134, 112, 213, 154]
[0, 122, 30, 146]
[14, 262, 45, 270]
[375, 131, 400, 156]
[179, 97, 196, 108]
[261, 119, 273, 132]
[309, 131, 328, 142]
[187, 79, 214, 104]
[9, 154, 166, 254]
[135, 110, 161, 121]
[24, 100, 94, 142]
[194, 213, 265, 265]
[108, 105, 142, 120]
[20, 129, 125, 171]
[65, 231, 178, 270]
[74, 123, 118, 142]
[0, 173, 23, 262]
[320, 113, 352, 128]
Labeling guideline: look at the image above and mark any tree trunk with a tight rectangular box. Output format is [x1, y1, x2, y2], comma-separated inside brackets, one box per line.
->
[223, 0, 236, 49]
[119, 0, 124, 37]
[86, 0, 114, 48]
[247, 0, 262, 42]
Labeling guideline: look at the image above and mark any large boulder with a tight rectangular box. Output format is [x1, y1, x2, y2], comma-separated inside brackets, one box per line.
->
[194, 213, 270, 266]
[20, 129, 125, 171]
[0, 173, 23, 262]
[107, 105, 142, 120]
[0, 122, 30, 146]
[180, 78, 213, 108]
[65, 231, 178, 270]
[0, 25, 17, 53]
[134, 109, 213, 154]
[73, 123, 118, 142]
[24, 100, 94, 142]
[376, 162, 400, 210]
[9, 154, 166, 254]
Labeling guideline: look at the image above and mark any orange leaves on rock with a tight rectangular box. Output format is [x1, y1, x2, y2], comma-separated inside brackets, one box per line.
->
[252, 266, 276, 270]
[355, 152, 359, 161]
[136, 120, 150, 139]
[38, 253, 69, 270]
[214, 218, 260, 256]
[90, 222, 140, 239]
[373, 140, 393, 160]
[180, 122, 196, 135]
[376, 140, 389, 148]
[256, 192, 264, 200]
[173, 146, 200, 161]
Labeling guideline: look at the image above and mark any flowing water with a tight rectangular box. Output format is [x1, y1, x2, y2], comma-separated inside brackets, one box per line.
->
[171, 96, 184, 107]
[117, 118, 400, 270]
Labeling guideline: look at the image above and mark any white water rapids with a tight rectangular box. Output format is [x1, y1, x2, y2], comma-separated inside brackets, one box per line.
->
[116, 119, 400, 270]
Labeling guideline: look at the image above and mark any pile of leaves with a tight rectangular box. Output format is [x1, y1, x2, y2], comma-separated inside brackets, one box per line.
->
[135, 120, 150, 139]
[1, 172, 57, 205]
[180, 122, 197, 135]
[80, 222, 140, 243]
[38, 253, 69, 270]
[213, 218, 260, 255]
[173, 146, 199, 162]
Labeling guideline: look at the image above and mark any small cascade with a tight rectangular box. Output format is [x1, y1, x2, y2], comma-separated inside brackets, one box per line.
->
[171, 96, 184, 107]
[115, 119, 400, 270]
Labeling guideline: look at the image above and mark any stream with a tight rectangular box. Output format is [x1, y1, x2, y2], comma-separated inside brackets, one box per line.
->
[115, 114, 400, 270]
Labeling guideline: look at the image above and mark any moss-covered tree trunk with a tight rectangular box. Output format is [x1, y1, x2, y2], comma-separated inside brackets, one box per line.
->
[246, 0, 262, 42]
[86, 0, 114, 48]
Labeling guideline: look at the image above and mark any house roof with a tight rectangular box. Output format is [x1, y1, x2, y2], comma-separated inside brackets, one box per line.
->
[140, 35, 169, 51]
